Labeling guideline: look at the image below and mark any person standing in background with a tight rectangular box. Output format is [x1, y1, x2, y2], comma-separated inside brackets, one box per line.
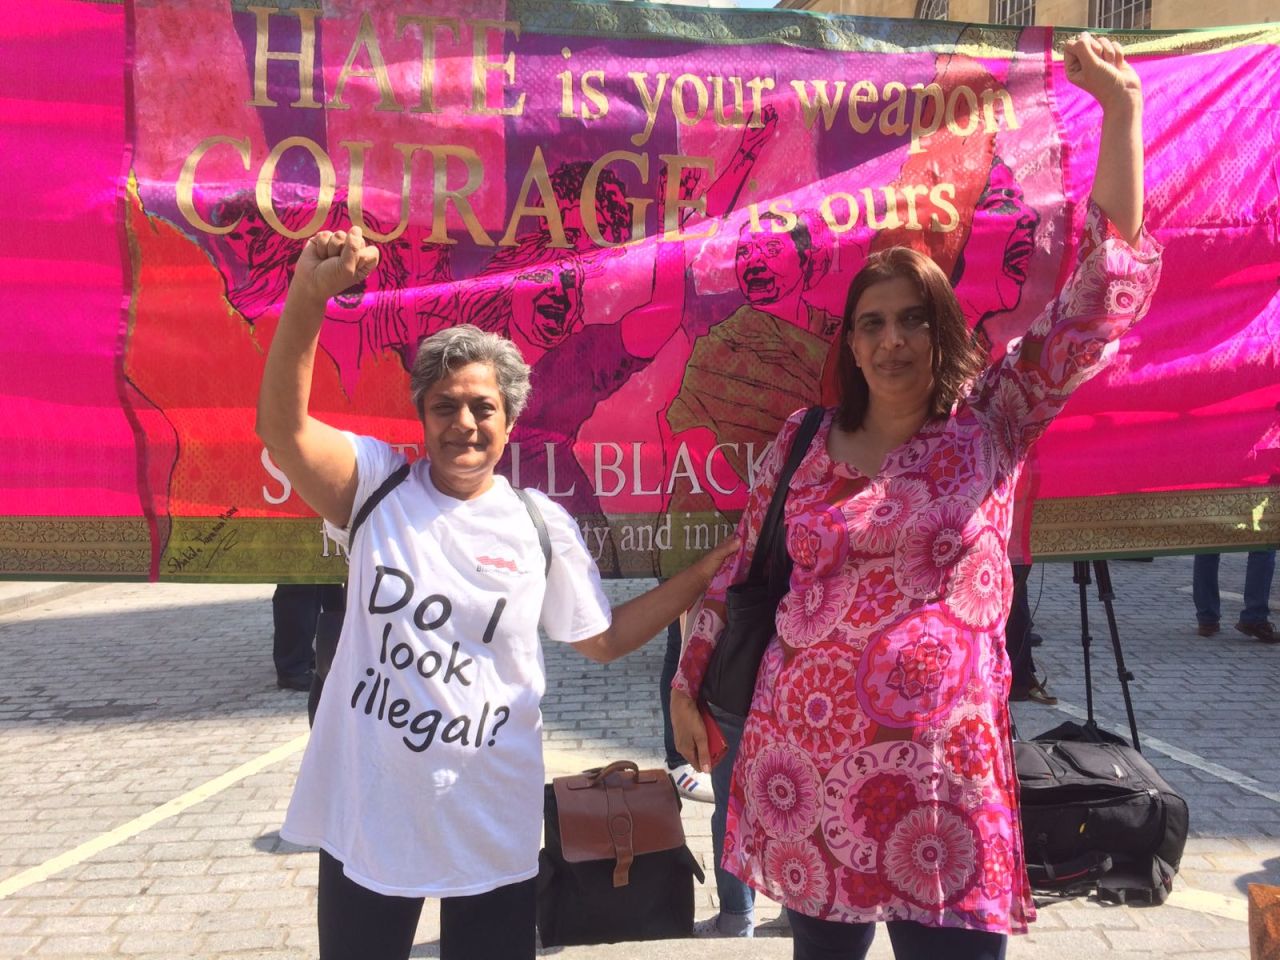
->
[659, 618, 715, 803]
[1193, 551, 1277, 643]
[272, 583, 344, 691]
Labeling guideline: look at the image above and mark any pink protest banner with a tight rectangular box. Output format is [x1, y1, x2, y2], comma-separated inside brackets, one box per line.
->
[0, 0, 1276, 581]
[0, 0, 148, 574]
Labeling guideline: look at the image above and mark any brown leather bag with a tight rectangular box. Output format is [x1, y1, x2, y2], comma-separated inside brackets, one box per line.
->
[552, 761, 685, 888]
[1251, 883, 1280, 960]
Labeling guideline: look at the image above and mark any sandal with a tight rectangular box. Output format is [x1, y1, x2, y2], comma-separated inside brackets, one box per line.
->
[1025, 680, 1058, 706]
[1010, 673, 1059, 706]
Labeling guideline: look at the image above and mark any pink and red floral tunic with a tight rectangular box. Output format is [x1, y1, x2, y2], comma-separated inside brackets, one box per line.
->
[673, 202, 1162, 934]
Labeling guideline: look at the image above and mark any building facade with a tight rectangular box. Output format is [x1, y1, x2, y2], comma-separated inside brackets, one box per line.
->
[777, 0, 1277, 29]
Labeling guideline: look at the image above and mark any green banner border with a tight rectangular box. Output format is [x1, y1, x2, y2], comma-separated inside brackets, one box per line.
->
[2, 484, 1274, 581]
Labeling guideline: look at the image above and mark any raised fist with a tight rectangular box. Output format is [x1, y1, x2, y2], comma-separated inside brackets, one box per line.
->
[291, 226, 381, 305]
[1064, 32, 1141, 111]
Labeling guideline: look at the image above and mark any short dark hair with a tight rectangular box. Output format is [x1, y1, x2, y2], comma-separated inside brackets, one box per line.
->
[835, 246, 986, 432]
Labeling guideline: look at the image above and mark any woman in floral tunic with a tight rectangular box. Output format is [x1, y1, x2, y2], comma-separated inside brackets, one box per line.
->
[671, 33, 1161, 960]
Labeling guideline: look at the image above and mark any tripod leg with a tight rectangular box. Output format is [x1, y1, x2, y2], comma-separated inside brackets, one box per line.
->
[1093, 560, 1142, 752]
[1073, 561, 1096, 727]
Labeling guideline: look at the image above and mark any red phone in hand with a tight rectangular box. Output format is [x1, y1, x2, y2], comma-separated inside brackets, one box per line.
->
[698, 700, 729, 768]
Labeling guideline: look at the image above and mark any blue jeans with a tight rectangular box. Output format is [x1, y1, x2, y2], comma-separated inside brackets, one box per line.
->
[787, 911, 1006, 960]
[1193, 551, 1276, 626]
[708, 704, 755, 920]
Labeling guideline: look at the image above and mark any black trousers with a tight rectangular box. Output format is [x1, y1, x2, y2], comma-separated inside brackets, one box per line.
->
[317, 850, 536, 960]
[788, 910, 1007, 960]
[272, 583, 345, 679]
[1005, 563, 1037, 690]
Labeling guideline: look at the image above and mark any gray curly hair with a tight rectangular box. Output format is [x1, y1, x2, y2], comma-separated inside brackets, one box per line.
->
[410, 324, 532, 422]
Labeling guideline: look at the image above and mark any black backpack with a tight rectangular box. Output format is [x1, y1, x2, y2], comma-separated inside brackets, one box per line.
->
[1016, 722, 1189, 905]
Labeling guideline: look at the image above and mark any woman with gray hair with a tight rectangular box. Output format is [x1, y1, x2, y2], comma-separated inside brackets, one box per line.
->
[256, 227, 736, 960]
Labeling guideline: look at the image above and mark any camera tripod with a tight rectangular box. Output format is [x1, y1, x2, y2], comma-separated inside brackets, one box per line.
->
[1072, 559, 1143, 752]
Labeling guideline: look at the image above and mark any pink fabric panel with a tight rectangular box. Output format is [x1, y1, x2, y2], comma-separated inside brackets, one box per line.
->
[1036, 47, 1280, 498]
[0, 1, 138, 516]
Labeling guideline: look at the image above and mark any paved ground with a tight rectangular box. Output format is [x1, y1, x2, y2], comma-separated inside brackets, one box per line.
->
[0, 552, 1276, 959]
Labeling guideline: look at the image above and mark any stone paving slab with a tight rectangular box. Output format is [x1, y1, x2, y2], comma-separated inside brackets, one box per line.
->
[0, 554, 1275, 957]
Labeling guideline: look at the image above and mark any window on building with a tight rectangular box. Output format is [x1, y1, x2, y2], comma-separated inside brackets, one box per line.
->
[992, 0, 1035, 25]
[1091, 0, 1151, 29]
[916, 0, 949, 19]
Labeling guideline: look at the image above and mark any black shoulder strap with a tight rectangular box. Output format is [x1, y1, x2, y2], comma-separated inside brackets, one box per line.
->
[348, 463, 411, 545]
[513, 487, 553, 577]
[748, 405, 827, 585]
[346, 465, 551, 577]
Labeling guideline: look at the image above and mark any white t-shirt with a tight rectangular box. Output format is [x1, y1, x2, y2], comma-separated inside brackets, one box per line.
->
[280, 434, 611, 897]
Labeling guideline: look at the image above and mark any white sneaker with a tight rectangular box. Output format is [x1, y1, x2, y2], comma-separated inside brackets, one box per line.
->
[667, 761, 714, 803]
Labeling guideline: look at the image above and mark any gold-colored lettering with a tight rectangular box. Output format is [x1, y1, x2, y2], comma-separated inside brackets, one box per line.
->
[177, 136, 251, 234]
[946, 84, 980, 136]
[471, 19, 525, 116]
[343, 141, 415, 242]
[900, 184, 929, 231]
[424, 145, 493, 246]
[745, 77, 775, 127]
[982, 87, 1020, 132]
[909, 82, 944, 155]
[627, 72, 669, 147]
[582, 151, 651, 246]
[878, 82, 909, 136]
[710, 76, 746, 127]
[861, 186, 902, 230]
[659, 154, 716, 241]
[671, 74, 709, 126]
[819, 191, 859, 234]
[329, 13, 402, 112]
[929, 182, 959, 232]
[247, 6, 320, 109]
[499, 146, 565, 247]
[790, 80, 846, 131]
[765, 198, 798, 233]
[397, 15, 460, 114]
[581, 70, 608, 120]
[257, 137, 335, 239]
[847, 79, 878, 134]
[557, 68, 575, 118]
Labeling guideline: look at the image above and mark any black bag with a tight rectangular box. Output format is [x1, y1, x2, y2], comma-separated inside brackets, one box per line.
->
[536, 762, 705, 946]
[701, 406, 825, 717]
[1016, 725, 1189, 905]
